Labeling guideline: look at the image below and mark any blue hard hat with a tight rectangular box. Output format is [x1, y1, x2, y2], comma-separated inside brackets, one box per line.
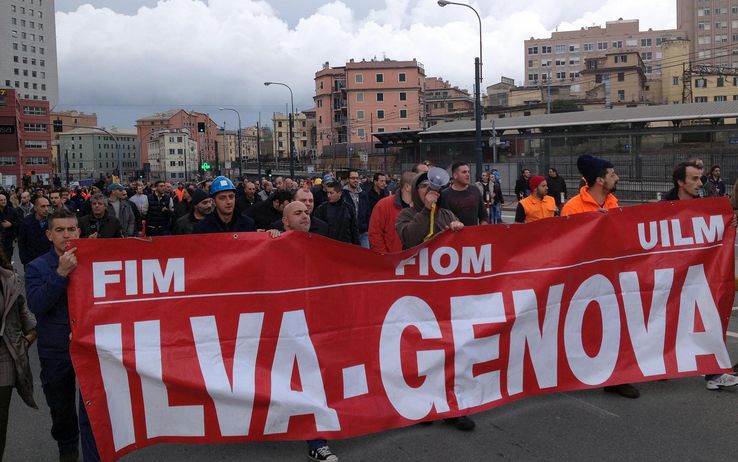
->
[209, 176, 236, 196]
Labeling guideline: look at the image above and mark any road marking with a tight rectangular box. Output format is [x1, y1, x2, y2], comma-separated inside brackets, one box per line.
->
[733, 306, 738, 311]
[558, 392, 620, 419]
[727, 331, 738, 339]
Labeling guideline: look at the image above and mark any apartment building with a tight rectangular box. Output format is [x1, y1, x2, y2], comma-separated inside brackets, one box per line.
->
[524, 19, 684, 87]
[57, 127, 139, 181]
[146, 129, 198, 182]
[1, 0, 59, 107]
[579, 51, 649, 104]
[314, 58, 425, 156]
[425, 77, 474, 126]
[272, 112, 315, 160]
[50, 110, 98, 181]
[0, 87, 51, 185]
[677, 0, 738, 67]
[135, 109, 218, 170]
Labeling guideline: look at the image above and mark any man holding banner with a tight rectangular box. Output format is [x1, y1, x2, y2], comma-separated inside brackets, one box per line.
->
[562, 154, 640, 399]
[25, 208, 100, 462]
[663, 160, 738, 390]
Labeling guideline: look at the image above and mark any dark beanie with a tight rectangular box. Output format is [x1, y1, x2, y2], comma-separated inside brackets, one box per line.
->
[190, 188, 208, 207]
[577, 155, 614, 186]
[528, 175, 545, 191]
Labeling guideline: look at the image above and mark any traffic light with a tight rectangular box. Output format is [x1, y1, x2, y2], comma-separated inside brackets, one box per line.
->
[201, 162, 211, 171]
[197, 122, 206, 133]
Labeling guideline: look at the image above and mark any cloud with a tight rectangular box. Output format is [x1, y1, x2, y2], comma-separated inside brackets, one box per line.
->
[55, 0, 675, 126]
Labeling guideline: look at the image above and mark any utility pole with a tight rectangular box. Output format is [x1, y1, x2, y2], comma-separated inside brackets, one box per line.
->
[257, 118, 262, 178]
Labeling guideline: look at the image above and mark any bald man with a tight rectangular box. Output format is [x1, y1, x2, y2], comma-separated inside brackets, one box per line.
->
[282, 201, 310, 232]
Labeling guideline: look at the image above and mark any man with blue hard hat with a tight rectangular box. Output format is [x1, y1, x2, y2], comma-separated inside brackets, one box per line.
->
[193, 176, 256, 234]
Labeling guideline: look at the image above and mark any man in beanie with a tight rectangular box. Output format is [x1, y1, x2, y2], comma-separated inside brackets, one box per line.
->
[561, 155, 619, 216]
[514, 175, 556, 223]
[173, 189, 213, 235]
[561, 155, 639, 399]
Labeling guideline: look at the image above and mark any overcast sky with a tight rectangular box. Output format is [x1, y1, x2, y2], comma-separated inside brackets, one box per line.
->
[53, 0, 677, 128]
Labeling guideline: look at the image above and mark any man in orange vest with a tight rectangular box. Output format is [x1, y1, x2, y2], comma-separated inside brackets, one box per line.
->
[514, 175, 557, 223]
[561, 155, 619, 216]
[560, 155, 639, 399]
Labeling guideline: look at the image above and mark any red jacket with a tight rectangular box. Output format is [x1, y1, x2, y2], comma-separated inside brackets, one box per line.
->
[368, 194, 406, 253]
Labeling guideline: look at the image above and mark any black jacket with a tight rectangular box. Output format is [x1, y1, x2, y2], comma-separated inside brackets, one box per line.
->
[193, 212, 256, 234]
[314, 200, 359, 244]
[245, 199, 282, 229]
[173, 212, 204, 235]
[78, 212, 122, 239]
[147, 193, 173, 230]
[270, 215, 329, 236]
[0, 205, 18, 243]
[515, 175, 530, 199]
[18, 214, 51, 265]
[546, 175, 568, 207]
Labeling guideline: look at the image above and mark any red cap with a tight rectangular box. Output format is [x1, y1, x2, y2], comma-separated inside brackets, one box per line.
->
[528, 175, 545, 191]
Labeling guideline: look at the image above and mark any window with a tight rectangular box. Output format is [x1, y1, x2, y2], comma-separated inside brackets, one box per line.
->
[23, 106, 46, 115]
[355, 73, 363, 83]
[540, 46, 550, 53]
[673, 76, 679, 85]
[554, 44, 566, 53]
[698, 36, 711, 44]
[614, 54, 628, 63]
[376, 92, 384, 102]
[375, 73, 384, 83]
[556, 71, 566, 79]
[0, 157, 17, 166]
[569, 44, 579, 52]
[377, 128, 385, 133]
[715, 95, 727, 102]
[642, 52, 652, 60]
[400, 109, 407, 118]
[356, 92, 364, 102]
[617, 90, 625, 101]
[399, 73, 406, 82]
[377, 110, 385, 119]
[716, 21, 728, 29]
[583, 43, 594, 51]
[447, 102, 454, 110]
[399, 92, 407, 101]
[597, 41, 608, 50]
[718, 77, 725, 87]
[612, 41, 623, 48]
[733, 95, 738, 101]
[356, 110, 364, 120]
[617, 72, 625, 82]
[527, 46, 539, 54]
[357, 128, 365, 138]
[695, 78, 708, 88]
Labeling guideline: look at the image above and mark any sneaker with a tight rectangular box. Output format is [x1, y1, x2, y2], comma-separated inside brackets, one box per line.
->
[308, 445, 338, 462]
[444, 415, 476, 431]
[706, 373, 738, 390]
[603, 383, 640, 399]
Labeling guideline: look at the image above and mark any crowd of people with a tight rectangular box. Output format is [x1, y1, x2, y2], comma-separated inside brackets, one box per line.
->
[0, 156, 736, 461]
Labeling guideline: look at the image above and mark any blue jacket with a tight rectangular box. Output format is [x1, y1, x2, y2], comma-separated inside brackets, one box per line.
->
[18, 213, 51, 265]
[193, 211, 256, 234]
[25, 249, 71, 360]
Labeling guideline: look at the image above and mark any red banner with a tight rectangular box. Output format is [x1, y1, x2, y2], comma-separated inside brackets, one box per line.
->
[68, 198, 736, 461]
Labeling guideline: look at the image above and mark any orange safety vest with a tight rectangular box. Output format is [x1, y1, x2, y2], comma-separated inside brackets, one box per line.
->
[560, 186, 618, 216]
[519, 194, 556, 223]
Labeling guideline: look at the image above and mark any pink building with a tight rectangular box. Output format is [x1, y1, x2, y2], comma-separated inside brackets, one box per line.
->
[135, 109, 218, 172]
[314, 58, 425, 156]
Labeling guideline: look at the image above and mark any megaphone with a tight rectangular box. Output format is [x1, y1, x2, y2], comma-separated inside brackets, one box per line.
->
[427, 167, 450, 192]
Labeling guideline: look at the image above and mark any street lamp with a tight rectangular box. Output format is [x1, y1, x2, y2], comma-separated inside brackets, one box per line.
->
[264, 81, 295, 178]
[438, 0, 487, 171]
[218, 107, 242, 180]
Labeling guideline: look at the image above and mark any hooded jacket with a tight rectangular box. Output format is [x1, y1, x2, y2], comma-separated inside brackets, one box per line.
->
[395, 173, 460, 249]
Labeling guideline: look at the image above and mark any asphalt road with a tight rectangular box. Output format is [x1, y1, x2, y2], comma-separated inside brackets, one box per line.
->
[4, 244, 738, 462]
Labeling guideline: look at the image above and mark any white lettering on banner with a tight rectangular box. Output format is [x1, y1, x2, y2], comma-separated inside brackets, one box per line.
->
[379, 296, 449, 420]
[507, 285, 563, 396]
[134, 320, 204, 438]
[264, 310, 340, 434]
[92, 258, 185, 298]
[619, 269, 673, 376]
[394, 245, 491, 276]
[638, 215, 724, 250]
[676, 265, 732, 371]
[95, 324, 135, 451]
[564, 275, 621, 385]
[450, 293, 506, 409]
[191, 313, 264, 437]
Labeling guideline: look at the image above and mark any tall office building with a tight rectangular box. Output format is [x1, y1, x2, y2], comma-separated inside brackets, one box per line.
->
[677, 0, 738, 67]
[1, 0, 59, 107]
